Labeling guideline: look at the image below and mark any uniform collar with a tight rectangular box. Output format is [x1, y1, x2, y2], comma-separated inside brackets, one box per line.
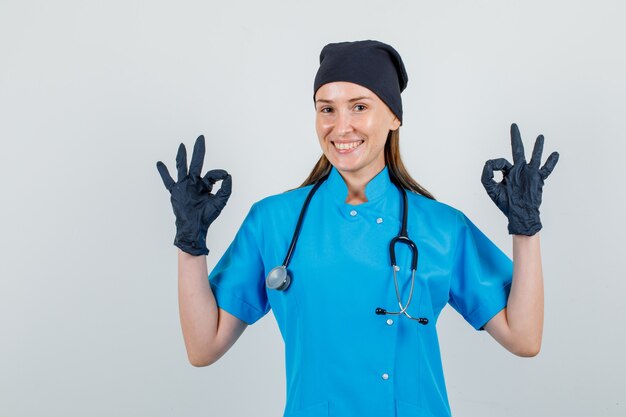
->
[325, 165, 394, 204]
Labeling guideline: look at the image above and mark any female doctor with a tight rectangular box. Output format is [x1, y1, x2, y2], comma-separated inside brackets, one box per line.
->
[156, 40, 559, 417]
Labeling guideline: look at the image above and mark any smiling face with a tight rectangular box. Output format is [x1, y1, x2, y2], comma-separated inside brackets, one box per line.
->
[315, 82, 401, 182]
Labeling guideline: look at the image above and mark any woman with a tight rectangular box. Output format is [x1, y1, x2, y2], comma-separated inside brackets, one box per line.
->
[156, 40, 559, 417]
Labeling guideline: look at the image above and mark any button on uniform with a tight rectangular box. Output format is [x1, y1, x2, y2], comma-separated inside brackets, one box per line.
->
[386, 319, 394, 326]
[350, 210, 357, 217]
[376, 217, 383, 224]
[382, 373, 389, 380]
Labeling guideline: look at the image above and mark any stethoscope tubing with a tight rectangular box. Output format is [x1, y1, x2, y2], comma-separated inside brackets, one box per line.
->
[267, 171, 428, 325]
[281, 174, 329, 268]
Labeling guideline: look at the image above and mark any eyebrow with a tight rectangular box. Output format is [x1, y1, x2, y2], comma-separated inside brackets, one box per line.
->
[315, 96, 373, 104]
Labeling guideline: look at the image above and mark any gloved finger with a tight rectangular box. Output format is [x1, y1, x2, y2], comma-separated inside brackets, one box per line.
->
[189, 135, 205, 178]
[539, 151, 560, 180]
[510, 123, 526, 165]
[528, 135, 544, 170]
[214, 174, 233, 208]
[482, 158, 512, 181]
[482, 158, 512, 192]
[202, 168, 229, 191]
[156, 161, 175, 191]
[176, 143, 188, 182]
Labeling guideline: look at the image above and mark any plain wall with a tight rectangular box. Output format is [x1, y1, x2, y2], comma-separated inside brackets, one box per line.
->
[1, 0, 624, 416]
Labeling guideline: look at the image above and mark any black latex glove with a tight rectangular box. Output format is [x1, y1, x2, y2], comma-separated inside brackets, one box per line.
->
[156, 135, 232, 255]
[481, 123, 559, 236]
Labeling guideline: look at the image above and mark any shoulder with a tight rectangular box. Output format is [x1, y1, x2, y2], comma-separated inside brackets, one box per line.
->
[232, 186, 314, 243]
[249, 185, 314, 218]
[404, 192, 483, 241]
[406, 191, 466, 226]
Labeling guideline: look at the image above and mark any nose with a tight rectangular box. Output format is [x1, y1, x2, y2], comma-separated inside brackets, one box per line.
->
[335, 110, 354, 137]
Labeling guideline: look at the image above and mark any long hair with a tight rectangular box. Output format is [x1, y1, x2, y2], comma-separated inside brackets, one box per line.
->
[298, 129, 435, 200]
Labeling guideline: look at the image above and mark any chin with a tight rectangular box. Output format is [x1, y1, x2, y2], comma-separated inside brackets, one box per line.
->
[334, 164, 368, 176]
[327, 158, 358, 173]
[325, 152, 360, 169]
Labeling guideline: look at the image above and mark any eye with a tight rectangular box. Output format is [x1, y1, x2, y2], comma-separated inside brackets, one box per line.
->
[319, 106, 333, 113]
[354, 104, 367, 111]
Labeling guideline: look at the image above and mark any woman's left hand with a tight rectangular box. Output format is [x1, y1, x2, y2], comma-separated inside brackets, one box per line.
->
[481, 123, 559, 236]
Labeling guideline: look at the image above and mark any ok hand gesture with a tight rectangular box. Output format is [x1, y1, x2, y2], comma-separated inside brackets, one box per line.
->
[481, 123, 559, 236]
[156, 135, 232, 255]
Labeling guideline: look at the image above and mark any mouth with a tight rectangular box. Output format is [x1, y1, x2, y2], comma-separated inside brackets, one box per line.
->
[331, 140, 364, 152]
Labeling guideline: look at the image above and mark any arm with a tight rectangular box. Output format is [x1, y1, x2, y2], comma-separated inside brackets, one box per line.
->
[157, 135, 243, 367]
[480, 123, 558, 357]
[178, 250, 247, 367]
[483, 234, 543, 357]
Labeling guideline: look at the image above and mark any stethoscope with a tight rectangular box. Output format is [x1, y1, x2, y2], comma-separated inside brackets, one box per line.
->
[265, 172, 429, 325]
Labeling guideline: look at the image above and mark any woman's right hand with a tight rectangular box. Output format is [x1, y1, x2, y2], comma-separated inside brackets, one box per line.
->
[156, 135, 232, 256]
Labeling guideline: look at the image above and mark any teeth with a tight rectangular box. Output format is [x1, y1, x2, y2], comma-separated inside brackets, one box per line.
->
[334, 141, 362, 150]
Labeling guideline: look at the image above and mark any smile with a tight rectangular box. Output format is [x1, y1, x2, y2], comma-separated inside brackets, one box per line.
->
[332, 140, 364, 150]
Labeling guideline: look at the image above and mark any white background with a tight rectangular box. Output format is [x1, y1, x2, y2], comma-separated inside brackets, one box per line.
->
[1, 1, 624, 416]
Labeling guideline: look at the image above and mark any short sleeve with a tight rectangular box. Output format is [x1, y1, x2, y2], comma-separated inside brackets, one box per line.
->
[209, 203, 270, 325]
[448, 212, 513, 331]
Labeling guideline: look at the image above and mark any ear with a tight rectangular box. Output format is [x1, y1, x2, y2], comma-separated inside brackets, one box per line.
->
[390, 116, 401, 131]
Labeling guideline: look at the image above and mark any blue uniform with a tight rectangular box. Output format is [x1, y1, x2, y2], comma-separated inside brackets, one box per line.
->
[209, 166, 513, 417]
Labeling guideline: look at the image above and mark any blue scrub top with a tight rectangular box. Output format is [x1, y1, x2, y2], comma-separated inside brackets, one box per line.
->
[209, 166, 513, 417]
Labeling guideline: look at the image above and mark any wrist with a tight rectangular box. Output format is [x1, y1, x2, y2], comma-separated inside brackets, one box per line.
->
[174, 237, 209, 256]
[508, 220, 542, 236]
[178, 247, 208, 259]
[174, 226, 209, 256]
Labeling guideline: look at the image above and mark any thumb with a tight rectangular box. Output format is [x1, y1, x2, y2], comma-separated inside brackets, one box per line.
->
[482, 158, 512, 190]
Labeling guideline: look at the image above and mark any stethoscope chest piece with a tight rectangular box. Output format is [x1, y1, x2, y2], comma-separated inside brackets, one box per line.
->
[266, 265, 291, 291]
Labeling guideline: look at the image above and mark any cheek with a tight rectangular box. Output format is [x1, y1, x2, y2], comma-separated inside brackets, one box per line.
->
[360, 116, 378, 133]
[362, 115, 388, 143]
[372, 111, 395, 140]
[316, 117, 332, 138]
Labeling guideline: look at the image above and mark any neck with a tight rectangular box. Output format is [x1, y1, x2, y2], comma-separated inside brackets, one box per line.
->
[337, 165, 385, 205]
[344, 177, 369, 204]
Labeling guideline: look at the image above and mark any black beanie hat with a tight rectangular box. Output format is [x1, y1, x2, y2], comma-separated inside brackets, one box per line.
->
[313, 40, 408, 124]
